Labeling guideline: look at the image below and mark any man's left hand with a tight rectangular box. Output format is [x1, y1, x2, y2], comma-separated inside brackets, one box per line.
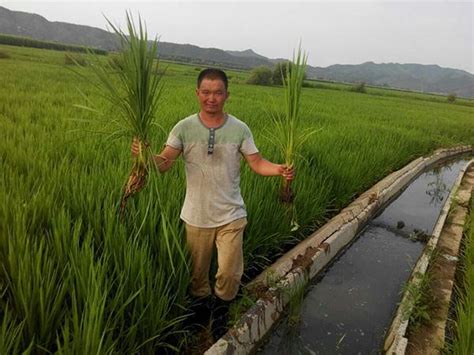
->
[280, 165, 295, 181]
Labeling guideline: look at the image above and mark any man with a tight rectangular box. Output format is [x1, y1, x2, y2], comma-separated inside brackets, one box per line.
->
[132, 68, 293, 339]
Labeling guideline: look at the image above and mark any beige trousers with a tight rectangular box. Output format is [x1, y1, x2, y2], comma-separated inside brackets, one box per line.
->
[185, 217, 247, 301]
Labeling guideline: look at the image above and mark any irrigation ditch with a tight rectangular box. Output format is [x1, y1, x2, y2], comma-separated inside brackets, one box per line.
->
[384, 155, 474, 354]
[205, 145, 473, 354]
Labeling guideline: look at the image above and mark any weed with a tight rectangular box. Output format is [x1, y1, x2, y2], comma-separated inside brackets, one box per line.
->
[228, 290, 257, 327]
[266, 269, 280, 289]
[403, 248, 439, 334]
[284, 273, 310, 327]
[403, 271, 433, 332]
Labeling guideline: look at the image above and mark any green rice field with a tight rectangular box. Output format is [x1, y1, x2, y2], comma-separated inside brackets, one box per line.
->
[0, 44, 473, 353]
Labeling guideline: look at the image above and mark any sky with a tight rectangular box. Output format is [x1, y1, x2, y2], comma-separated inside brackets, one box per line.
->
[2, 1, 473, 73]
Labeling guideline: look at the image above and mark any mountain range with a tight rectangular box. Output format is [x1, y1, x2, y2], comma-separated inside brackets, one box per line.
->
[1, 6, 473, 98]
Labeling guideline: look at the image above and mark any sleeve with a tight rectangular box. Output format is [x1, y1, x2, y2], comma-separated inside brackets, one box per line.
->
[240, 123, 259, 155]
[165, 121, 183, 150]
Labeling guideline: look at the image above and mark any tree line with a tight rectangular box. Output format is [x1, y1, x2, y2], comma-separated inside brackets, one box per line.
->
[0, 34, 107, 55]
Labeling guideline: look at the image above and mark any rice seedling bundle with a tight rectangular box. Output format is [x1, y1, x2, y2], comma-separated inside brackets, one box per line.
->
[78, 13, 164, 216]
[268, 45, 318, 203]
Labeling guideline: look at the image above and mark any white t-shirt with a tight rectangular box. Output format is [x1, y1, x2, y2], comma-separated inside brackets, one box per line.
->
[166, 113, 259, 228]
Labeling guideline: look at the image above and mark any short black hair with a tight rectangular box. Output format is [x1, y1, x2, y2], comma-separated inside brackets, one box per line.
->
[197, 68, 228, 90]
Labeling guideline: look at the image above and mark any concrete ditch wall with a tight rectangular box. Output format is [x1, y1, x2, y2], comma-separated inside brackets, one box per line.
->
[205, 146, 473, 355]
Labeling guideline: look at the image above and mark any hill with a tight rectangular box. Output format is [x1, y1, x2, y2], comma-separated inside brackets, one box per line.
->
[309, 62, 474, 98]
[1, 5, 472, 98]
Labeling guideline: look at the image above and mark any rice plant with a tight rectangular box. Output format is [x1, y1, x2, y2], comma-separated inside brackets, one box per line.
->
[75, 12, 164, 216]
[0, 306, 26, 354]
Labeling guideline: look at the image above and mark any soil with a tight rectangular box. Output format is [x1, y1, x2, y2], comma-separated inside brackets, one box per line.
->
[184, 327, 215, 355]
[291, 245, 318, 270]
[246, 281, 273, 303]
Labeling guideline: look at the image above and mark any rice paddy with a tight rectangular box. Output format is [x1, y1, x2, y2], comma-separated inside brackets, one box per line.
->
[0, 43, 473, 353]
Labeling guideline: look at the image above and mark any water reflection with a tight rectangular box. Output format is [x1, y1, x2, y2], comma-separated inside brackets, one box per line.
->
[425, 165, 449, 206]
[372, 159, 467, 235]
[270, 324, 315, 355]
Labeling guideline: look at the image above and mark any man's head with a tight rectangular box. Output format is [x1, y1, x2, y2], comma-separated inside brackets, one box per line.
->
[196, 69, 229, 116]
[197, 68, 228, 91]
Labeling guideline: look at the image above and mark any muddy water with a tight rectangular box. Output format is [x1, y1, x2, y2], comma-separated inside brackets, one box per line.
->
[260, 158, 470, 355]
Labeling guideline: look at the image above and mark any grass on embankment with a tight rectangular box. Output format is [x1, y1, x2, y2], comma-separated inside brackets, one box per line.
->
[448, 198, 474, 354]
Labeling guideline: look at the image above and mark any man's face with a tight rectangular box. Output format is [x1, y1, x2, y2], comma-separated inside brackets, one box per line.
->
[196, 78, 229, 115]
